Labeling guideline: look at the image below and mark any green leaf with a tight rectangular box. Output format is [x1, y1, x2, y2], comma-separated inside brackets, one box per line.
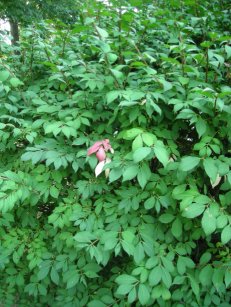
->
[138, 284, 150, 305]
[123, 128, 143, 140]
[50, 267, 59, 285]
[199, 252, 212, 265]
[116, 274, 137, 285]
[180, 156, 200, 171]
[128, 287, 137, 304]
[159, 213, 175, 223]
[109, 168, 123, 182]
[203, 158, 218, 183]
[50, 186, 59, 198]
[38, 284, 47, 296]
[153, 141, 169, 167]
[95, 26, 109, 39]
[188, 275, 199, 299]
[117, 284, 133, 295]
[122, 230, 135, 243]
[149, 266, 162, 286]
[137, 163, 151, 189]
[0, 70, 10, 82]
[144, 197, 155, 209]
[106, 91, 120, 104]
[10, 77, 23, 87]
[107, 53, 118, 64]
[196, 118, 207, 138]
[216, 214, 228, 228]
[88, 301, 106, 307]
[161, 267, 172, 288]
[225, 45, 231, 59]
[221, 225, 231, 244]
[110, 69, 123, 80]
[171, 218, 182, 238]
[132, 135, 143, 151]
[66, 272, 79, 289]
[225, 269, 231, 288]
[123, 165, 139, 181]
[199, 265, 213, 286]
[37, 261, 51, 280]
[134, 242, 145, 263]
[142, 133, 156, 146]
[159, 78, 172, 92]
[201, 208, 216, 235]
[183, 203, 205, 218]
[133, 147, 151, 163]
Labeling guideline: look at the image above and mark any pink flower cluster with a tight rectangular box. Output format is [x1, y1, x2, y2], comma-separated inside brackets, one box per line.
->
[87, 139, 114, 177]
[87, 139, 113, 161]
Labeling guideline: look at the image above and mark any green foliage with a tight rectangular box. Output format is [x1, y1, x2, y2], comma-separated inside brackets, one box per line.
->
[0, 0, 231, 306]
[0, 0, 79, 23]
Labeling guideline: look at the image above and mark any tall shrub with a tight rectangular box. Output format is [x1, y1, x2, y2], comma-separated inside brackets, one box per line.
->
[0, 0, 230, 306]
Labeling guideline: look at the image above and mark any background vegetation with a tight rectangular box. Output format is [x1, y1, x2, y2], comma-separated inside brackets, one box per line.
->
[0, 0, 231, 306]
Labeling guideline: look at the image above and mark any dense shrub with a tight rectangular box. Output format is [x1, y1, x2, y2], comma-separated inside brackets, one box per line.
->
[0, 0, 230, 306]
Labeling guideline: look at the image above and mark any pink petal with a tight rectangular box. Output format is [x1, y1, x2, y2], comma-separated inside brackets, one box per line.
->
[87, 141, 103, 156]
[102, 139, 112, 152]
[96, 147, 106, 161]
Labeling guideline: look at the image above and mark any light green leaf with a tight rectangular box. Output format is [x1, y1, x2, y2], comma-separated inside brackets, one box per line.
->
[216, 214, 228, 228]
[109, 168, 123, 182]
[123, 165, 139, 181]
[138, 284, 150, 305]
[50, 186, 59, 199]
[142, 133, 156, 146]
[203, 158, 218, 183]
[107, 53, 118, 64]
[117, 284, 133, 295]
[225, 269, 231, 288]
[153, 141, 169, 167]
[149, 266, 162, 286]
[161, 267, 172, 288]
[115, 274, 137, 285]
[183, 203, 205, 218]
[132, 134, 143, 151]
[10, 77, 23, 87]
[144, 197, 155, 209]
[159, 213, 175, 223]
[221, 225, 231, 244]
[37, 261, 51, 280]
[225, 45, 231, 59]
[110, 69, 123, 80]
[199, 252, 212, 265]
[199, 265, 213, 286]
[196, 118, 207, 138]
[133, 147, 151, 163]
[0, 70, 10, 82]
[171, 218, 182, 238]
[134, 242, 145, 264]
[106, 91, 120, 104]
[180, 156, 200, 171]
[123, 128, 143, 140]
[95, 26, 108, 39]
[201, 208, 216, 235]
[137, 163, 151, 189]
[128, 287, 137, 304]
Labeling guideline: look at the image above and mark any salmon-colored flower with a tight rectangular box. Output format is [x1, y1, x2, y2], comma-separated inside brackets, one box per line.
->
[87, 139, 113, 177]
[96, 147, 106, 161]
[87, 139, 113, 161]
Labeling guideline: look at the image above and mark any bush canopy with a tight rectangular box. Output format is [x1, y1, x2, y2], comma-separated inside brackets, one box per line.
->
[0, 0, 231, 306]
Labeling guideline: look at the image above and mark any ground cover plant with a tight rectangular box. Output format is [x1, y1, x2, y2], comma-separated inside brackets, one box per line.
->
[0, 0, 231, 306]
